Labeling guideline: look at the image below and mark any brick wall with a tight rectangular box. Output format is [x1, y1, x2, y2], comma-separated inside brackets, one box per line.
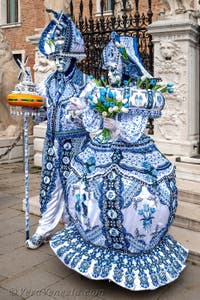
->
[1, 0, 46, 73]
[68, 0, 167, 21]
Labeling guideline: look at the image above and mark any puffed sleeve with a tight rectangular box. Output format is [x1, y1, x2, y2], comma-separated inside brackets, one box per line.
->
[79, 77, 96, 99]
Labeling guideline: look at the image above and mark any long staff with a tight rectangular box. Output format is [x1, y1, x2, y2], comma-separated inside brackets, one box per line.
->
[23, 108, 30, 240]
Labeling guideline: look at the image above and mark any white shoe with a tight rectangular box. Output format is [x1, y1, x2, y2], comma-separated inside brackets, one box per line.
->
[25, 233, 51, 249]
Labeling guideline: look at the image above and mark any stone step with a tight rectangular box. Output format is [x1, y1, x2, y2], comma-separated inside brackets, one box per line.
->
[174, 200, 200, 232]
[34, 138, 44, 152]
[176, 178, 200, 205]
[23, 195, 40, 216]
[175, 160, 200, 182]
[176, 156, 200, 165]
[0, 136, 34, 164]
[33, 122, 47, 138]
[170, 225, 200, 265]
[34, 153, 42, 167]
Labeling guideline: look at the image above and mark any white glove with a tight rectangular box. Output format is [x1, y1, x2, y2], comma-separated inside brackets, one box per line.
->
[67, 97, 88, 116]
[104, 118, 118, 131]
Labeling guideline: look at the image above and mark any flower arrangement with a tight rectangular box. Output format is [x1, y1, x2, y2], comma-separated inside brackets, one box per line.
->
[136, 76, 174, 94]
[87, 74, 174, 141]
[87, 80, 130, 140]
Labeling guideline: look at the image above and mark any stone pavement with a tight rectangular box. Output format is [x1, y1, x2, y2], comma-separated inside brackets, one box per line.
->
[0, 162, 200, 300]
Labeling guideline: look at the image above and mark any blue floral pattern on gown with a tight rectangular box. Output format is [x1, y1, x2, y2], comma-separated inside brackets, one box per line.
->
[49, 87, 188, 291]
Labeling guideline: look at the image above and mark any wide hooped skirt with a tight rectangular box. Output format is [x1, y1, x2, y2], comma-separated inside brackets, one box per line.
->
[49, 135, 188, 291]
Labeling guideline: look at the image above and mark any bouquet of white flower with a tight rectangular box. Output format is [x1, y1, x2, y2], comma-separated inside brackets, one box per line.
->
[87, 86, 129, 141]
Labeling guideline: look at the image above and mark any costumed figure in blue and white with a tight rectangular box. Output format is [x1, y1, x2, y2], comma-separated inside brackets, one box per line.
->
[49, 32, 188, 290]
[26, 11, 95, 249]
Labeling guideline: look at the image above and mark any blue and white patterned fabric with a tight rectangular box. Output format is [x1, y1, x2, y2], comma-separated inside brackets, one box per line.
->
[101, 33, 123, 73]
[39, 64, 94, 215]
[39, 11, 85, 61]
[49, 87, 188, 290]
[50, 224, 188, 291]
[102, 32, 152, 81]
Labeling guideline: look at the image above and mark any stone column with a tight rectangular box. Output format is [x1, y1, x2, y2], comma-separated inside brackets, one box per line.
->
[148, 13, 200, 157]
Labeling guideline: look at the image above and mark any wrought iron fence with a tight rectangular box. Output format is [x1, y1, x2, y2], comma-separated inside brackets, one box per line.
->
[69, 0, 154, 78]
[69, 0, 154, 133]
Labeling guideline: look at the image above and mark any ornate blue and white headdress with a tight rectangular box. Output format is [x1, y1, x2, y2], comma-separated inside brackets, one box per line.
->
[102, 32, 152, 79]
[101, 32, 123, 73]
[38, 10, 86, 62]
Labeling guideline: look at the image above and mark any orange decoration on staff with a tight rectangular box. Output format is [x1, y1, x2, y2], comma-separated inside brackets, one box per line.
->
[7, 56, 44, 109]
[7, 93, 44, 108]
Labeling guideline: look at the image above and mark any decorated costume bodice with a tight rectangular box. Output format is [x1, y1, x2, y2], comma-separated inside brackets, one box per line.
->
[44, 67, 89, 139]
[82, 86, 165, 144]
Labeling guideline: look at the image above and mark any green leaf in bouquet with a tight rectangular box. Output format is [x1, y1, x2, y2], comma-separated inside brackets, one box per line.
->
[145, 78, 150, 89]
[160, 87, 168, 93]
[136, 77, 142, 88]
[102, 128, 111, 142]
[94, 78, 103, 87]
[127, 78, 132, 86]
[152, 85, 162, 91]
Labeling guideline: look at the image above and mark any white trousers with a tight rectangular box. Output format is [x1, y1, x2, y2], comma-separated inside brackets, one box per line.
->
[35, 140, 69, 237]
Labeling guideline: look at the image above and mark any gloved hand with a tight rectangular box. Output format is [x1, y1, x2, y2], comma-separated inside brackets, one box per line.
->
[68, 97, 88, 115]
[103, 118, 120, 140]
[104, 118, 118, 131]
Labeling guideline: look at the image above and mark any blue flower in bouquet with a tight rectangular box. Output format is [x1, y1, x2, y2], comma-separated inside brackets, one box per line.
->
[167, 83, 174, 88]
[150, 79, 156, 87]
[100, 96, 105, 103]
[112, 92, 116, 98]
[123, 103, 129, 108]
[125, 94, 130, 99]
[89, 102, 96, 108]
[104, 101, 110, 108]
[108, 90, 114, 98]
[100, 88, 106, 96]
[168, 88, 174, 94]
